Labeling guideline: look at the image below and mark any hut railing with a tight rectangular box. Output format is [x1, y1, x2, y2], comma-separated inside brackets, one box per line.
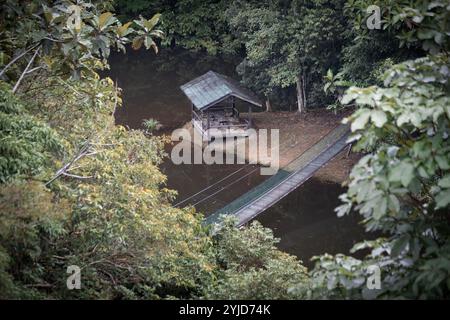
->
[192, 108, 251, 130]
[208, 121, 249, 130]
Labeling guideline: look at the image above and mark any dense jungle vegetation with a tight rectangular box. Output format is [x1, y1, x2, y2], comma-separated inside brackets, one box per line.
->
[0, 0, 449, 299]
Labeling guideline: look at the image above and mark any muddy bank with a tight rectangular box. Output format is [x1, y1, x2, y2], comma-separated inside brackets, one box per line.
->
[173, 109, 359, 183]
[252, 109, 359, 183]
[314, 150, 361, 184]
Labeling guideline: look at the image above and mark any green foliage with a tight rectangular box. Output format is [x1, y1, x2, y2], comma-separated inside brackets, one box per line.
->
[340, 32, 413, 86]
[142, 118, 160, 134]
[57, 129, 218, 299]
[115, 0, 238, 55]
[116, 0, 349, 109]
[346, 0, 450, 54]
[0, 0, 308, 300]
[205, 219, 308, 299]
[114, 0, 155, 17]
[307, 49, 450, 299]
[0, 83, 63, 182]
[0, 181, 68, 299]
[298, 0, 450, 300]
[324, 69, 355, 112]
[0, 0, 163, 82]
[340, 0, 449, 86]
[214, 219, 287, 270]
[5, 0, 449, 301]
[228, 3, 285, 99]
[227, 0, 348, 109]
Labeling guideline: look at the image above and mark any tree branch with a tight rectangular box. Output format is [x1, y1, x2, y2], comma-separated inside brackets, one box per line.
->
[45, 84, 120, 186]
[62, 172, 93, 180]
[0, 44, 40, 78]
[45, 141, 91, 186]
[25, 66, 43, 75]
[12, 46, 41, 94]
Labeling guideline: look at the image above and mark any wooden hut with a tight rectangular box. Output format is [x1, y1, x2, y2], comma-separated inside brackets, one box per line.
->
[180, 71, 262, 141]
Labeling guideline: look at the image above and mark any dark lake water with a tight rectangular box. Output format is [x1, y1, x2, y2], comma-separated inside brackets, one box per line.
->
[108, 48, 367, 265]
[257, 179, 366, 267]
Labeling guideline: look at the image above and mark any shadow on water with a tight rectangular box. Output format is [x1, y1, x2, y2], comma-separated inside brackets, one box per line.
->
[108, 48, 369, 263]
[257, 178, 367, 268]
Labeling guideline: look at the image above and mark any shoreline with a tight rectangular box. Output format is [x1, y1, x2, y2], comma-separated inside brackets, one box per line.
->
[173, 109, 359, 184]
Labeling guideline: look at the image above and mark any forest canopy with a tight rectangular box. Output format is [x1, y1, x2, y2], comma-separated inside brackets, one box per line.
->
[0, 0, 449, 299]
[0, 0, 308, 299]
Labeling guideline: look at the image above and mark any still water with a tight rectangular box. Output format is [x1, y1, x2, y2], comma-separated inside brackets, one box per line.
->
[257, 179, 366, 267]
[108, 48, 367, 264]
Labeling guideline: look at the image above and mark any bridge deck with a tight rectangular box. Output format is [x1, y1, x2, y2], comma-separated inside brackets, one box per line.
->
[205, 124, 350, 227]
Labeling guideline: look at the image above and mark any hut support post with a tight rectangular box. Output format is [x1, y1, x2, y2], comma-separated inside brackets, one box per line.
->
[248, 105, 252, 129]
[206, 111, 210, 141]
[200, 110, 204, 131]
[231, 96, 235, 117]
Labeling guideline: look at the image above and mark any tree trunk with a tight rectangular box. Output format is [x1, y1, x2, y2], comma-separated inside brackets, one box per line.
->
[265, 98, 272, 112]
[302, 73, 307, 110]
[296, 74, 306, 114]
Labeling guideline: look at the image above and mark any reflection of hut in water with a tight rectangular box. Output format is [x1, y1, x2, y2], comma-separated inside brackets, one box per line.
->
[180, 71, 262, 141]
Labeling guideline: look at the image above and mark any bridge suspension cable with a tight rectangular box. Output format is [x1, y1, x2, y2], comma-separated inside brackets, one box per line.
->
[189, 166, 261, 207]
[174, 164, 257, 207]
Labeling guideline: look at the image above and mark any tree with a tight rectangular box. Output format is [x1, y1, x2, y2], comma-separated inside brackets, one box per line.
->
[205, 219, 309, 299]
[0, 0, 163, 84]
[227, 0, 348, 113]
[227, 3, 286, 110]
[0, 0, 308, 299]
[298, 0, 450, 299]
[0, 83, 64, 183]
[115, 0, 240, 55]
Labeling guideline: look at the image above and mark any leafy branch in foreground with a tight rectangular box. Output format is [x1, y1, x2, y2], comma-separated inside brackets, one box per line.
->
[0, 0, 164, 87]
[292, 1, 450, 300]
[0, 0, 309, 299]
[299, 54, 450, 299]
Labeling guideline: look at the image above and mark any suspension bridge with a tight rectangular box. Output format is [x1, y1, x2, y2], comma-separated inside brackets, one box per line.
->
[176, 124, 351, 227]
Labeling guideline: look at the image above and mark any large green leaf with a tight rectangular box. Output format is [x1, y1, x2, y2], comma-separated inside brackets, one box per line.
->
[351, 109, 370, 131]
[117, 22, 132, 37]
[132, 37, 144, 50]
[143, 13, 161, 31]
[371, 110, 387, 128]
[436, 189, 450, 209]
[98, 12, 114, 29]
[389, 162, 415, 187]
